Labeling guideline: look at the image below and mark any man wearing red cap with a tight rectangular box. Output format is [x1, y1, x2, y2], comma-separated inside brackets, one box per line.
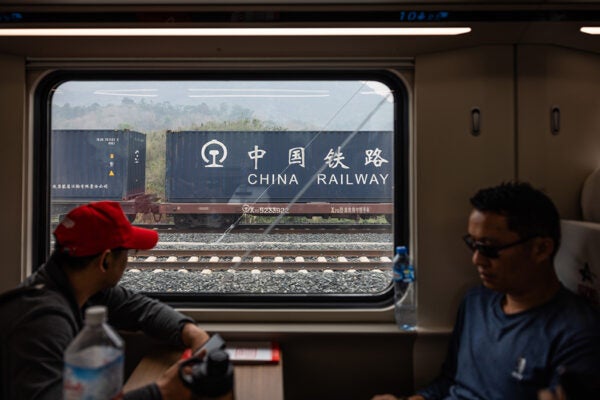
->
[0, 201, 210, 400]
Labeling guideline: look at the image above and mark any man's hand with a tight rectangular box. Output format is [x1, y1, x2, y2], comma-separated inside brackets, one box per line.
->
[181, 323, 210, 353]
[538, 386, 567, 400]
[155, 359, 194, 400]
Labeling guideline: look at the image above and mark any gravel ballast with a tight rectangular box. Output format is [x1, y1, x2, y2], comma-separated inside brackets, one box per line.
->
[120, 232, 394, 295]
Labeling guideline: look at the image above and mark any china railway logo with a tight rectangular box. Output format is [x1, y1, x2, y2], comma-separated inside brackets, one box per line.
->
[201, 139, 228, 168]
[198, 138, 391, 187]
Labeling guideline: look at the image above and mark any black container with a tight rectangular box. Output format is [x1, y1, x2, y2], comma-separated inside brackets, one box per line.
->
[51, 129, 146, 201]
[165, 130, 393, 203]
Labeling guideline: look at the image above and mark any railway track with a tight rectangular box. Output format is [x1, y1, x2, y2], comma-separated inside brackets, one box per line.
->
[136, 223, 391, 234]
[127, 249, 393, 272]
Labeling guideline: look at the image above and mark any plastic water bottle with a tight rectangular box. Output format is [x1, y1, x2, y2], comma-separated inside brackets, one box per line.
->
[63, 306, 124, 400]
[392, 246, 416, 331]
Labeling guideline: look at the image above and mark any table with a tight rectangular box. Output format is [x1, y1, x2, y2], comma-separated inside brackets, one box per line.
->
[123, 346, 284, 400]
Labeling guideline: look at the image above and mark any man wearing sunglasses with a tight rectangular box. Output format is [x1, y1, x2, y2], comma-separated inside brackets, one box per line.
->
[373, 182, 599, 400]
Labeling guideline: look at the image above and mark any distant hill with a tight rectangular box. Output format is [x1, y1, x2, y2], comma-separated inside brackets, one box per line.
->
[51, 80, 394, 132]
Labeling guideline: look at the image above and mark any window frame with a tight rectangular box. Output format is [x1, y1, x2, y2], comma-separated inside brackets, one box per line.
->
[32, 69, 409, 309]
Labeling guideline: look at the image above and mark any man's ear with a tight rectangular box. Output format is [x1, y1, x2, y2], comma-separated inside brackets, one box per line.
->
[533, 237, 555, 263]
[100, 250, 111, 271]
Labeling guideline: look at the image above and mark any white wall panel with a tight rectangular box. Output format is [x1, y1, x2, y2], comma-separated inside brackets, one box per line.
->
[413, 44, 516, 390]
[518, 46, 600, 220]
[415, 45, 516, 329]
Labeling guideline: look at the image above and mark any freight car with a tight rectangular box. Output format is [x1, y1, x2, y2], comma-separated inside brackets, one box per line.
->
[162, 130, 394, 227]
[50, 129, 150, 221]
[51, 129, 394, 227]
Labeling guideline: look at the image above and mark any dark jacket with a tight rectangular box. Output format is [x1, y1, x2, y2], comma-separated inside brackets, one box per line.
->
[0, 253, 194, 400]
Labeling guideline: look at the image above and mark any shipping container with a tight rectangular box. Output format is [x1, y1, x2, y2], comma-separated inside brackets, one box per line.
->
[165, 131, 394, 204]
[51, 129, 146, 202]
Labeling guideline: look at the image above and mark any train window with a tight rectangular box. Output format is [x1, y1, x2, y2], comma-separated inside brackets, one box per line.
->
[35, 72, 407, 307]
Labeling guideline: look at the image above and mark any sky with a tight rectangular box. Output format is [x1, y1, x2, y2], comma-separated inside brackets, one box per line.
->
[52, 80, 395, 131]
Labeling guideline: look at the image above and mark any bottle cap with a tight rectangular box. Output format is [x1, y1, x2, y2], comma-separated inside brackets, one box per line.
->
[85, 305, 107, 325]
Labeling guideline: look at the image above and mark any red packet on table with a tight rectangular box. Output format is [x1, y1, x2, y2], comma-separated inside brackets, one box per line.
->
[181, 340, 280, 364]
[226, 342, 280, 364]
[181, 348, 193, 360]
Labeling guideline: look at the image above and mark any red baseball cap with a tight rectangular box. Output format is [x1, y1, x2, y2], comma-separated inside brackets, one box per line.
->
[54, 201, 158, 257]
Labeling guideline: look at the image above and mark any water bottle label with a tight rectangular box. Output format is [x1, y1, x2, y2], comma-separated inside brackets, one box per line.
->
[392, 265, 404, 282]
[63, 347, 123, 400]
[402, 265, 415, 283]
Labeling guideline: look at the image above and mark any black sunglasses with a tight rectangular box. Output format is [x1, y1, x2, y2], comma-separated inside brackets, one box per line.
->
[462, 234, 535, 259]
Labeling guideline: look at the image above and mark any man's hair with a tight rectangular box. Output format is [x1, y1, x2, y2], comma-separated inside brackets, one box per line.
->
[470, 182, 561, 257]
[52, 243, 101, 270]
[52, 244, 128, 271]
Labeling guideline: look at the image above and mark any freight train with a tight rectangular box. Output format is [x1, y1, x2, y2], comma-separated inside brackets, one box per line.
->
[51, 129, 394, 227]
[50, 129, 149, 221]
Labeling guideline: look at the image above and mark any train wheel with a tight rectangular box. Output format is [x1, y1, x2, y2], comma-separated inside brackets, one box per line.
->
[174, 214, 208, 228]
[126, 214, 137, 223]
[221, 214, 242, 227]
[173, 214, 187, 228]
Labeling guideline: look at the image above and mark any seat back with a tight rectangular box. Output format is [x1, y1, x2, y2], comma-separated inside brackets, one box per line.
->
[555, 220, 600, 307]
[581, 167, 600, 223]
[554, 167, 600, 307]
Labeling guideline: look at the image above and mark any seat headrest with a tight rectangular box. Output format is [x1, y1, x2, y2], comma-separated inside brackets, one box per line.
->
[555, 220, 600, 307]
[581, 167, 600, 223]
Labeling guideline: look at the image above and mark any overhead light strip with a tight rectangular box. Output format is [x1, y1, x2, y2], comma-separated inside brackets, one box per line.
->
[0, 27, 471, 37]
[580, 27, 600, 35]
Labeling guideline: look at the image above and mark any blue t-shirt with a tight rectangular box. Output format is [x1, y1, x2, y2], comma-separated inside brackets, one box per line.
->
[417, 285, 600, 400]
